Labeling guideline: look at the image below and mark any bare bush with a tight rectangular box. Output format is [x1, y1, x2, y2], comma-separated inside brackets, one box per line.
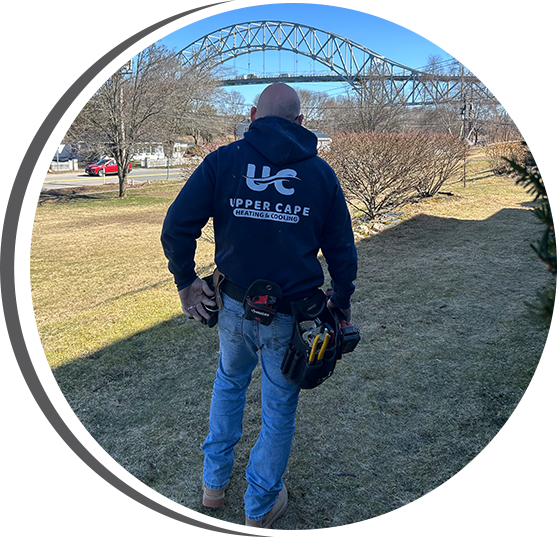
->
[416, 134, 468, 197]
[324, 132, 427, 220]
[203, 136, 231, 154]
[484, 121, 526, 175]
[486, 140, 527, 175]
[185, 144, 207, 158]
[325, 132, 468, 220]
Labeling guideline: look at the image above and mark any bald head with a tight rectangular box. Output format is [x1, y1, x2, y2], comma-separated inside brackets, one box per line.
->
[251, 83, 303, 124]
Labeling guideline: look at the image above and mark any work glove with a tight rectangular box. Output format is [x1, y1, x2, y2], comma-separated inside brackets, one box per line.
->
[326, 298, 351, 323]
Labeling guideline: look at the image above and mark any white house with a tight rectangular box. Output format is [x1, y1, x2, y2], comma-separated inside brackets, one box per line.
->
[51, 144, 79, 171]
[311, 130, 332, 150]
[133, 140, 194, 167]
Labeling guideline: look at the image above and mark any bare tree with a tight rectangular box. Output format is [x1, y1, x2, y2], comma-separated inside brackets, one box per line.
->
[318, 94, 360, 135]
[216, 90, 247, 138]
[67, 44, 219, 197]
[184, 102, 226, 144]
[353, 68, 406, 133]
[412, 102, 463, 136]
[412, 57, 500, 141]
[424, 54, 446, 75]
[297, 89, 332, 131]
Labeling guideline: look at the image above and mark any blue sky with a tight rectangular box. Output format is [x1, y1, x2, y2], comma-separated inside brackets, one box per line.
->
[160, 3, 557, 109]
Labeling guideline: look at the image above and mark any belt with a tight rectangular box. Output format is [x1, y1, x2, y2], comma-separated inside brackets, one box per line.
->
[221, 279, 293, 315]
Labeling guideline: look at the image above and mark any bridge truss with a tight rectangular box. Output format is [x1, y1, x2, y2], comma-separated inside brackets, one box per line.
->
[178, 21, 496, 107]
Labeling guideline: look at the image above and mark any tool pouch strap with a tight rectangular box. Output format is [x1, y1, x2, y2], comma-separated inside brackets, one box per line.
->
[281, 289, 343, 390]
[212, 269, 226, 311]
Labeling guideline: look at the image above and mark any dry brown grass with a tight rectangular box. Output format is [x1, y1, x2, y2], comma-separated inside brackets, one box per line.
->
[32, 185, 215, 368]
[31, 162, 551, 529]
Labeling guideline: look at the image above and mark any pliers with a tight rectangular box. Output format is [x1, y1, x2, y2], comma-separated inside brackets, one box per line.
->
[308, 326, 330, 363]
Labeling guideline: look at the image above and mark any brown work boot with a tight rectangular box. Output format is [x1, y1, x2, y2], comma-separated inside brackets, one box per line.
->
[202, 483, 228, 508]
[245, 485, 288, 528]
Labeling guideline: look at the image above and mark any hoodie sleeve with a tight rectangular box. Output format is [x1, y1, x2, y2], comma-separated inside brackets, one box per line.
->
[320, 180, 358, 310]
[161, 153, 216, 290]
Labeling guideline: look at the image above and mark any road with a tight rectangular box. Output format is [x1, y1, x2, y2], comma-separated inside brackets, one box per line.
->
[42, 167, 184, 190]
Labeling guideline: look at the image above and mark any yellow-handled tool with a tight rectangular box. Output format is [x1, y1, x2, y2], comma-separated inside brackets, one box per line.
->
[317, 330, 330, 361]
[308, 332, 320, 363]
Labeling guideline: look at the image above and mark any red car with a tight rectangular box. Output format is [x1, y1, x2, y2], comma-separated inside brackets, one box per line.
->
[85, 157, 132, 177]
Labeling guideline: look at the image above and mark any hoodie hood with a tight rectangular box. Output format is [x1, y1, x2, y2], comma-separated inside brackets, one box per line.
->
[243, 116, 318, 166]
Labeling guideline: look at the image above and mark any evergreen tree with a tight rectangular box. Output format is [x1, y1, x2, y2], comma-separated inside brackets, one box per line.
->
[507, 151, 555, 327]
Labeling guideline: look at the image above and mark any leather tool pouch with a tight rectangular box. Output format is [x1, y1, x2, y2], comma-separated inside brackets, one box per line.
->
[243, 280, 282, 326]
[200, 270, 225, 328]
[281, 289, 343, 390]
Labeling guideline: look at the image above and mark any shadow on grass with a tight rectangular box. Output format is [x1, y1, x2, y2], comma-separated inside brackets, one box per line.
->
[462, 172, 495, 183]
[519, 200, 538, 209]
[51, 208, 551, 530]
[52, 313, 221, 497]
[39, 182, 180, 204]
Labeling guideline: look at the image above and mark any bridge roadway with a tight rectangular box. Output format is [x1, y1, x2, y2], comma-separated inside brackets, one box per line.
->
[224, 73, 481, 86]
[222, 72, 488, 106]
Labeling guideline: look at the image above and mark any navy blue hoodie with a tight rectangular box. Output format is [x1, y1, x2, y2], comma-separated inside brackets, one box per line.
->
[161, 116, 357, 309]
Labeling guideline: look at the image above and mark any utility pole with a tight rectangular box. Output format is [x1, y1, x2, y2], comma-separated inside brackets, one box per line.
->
[468, 85, 475, 144]
[460, 65, 467, 188]
[460, 64, 467, 140]
[462, 145, 467, 188]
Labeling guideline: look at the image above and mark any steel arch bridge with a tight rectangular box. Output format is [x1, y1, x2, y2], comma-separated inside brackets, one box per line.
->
[178, 20, 495, 106]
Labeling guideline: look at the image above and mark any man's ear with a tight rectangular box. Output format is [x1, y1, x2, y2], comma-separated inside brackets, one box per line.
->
[294, 114, 304, 126]
[250, 106, 257, 122]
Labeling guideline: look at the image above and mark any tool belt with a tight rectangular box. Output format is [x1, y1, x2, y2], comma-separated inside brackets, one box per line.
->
[280, 289, 343, 390]
[208, 272, 352, 389]
[202, 270, 291, 329]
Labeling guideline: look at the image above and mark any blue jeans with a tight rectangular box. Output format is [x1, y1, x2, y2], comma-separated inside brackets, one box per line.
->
[202, 292, 300, 521]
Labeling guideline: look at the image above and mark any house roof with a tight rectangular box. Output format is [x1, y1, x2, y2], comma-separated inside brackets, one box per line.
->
[310, 130, 331, 141]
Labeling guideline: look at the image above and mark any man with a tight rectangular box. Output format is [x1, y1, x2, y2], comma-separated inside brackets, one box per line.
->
[161, 83, 357, 528]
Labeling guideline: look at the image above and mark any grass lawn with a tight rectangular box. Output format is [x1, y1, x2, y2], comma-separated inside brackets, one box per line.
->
[31, 152, 552, 529]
